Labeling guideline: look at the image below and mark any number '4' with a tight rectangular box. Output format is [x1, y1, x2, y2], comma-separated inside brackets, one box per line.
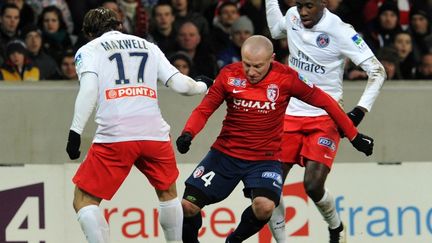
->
[201, 171, 215, 187]
[109, 52, 148, 85]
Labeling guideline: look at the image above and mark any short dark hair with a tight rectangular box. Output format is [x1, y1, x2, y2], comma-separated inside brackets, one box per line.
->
[152, 2, 174, 18]
[1, 3, 20, 17]
[82, 7, 121, 38]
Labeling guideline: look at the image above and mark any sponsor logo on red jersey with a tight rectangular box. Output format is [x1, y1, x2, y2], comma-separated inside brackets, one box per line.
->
[228, 77, 247, 88]
[105, 86, 157, 100]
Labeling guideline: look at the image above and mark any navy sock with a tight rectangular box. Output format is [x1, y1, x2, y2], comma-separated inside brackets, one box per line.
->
[182, 213, 202, 243]
[227, 206, 270, 242]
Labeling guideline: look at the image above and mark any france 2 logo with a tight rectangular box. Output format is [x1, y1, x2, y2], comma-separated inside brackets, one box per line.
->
[0, 183, 46, 243]
[258, 182, 309, 242]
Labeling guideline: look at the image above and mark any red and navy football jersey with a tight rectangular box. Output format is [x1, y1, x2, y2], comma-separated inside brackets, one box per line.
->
[182, 61, 357, 161]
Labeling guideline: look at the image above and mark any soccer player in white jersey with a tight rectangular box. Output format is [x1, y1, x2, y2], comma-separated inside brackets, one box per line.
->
[65, 8, 213, 243]
[265, 1, 386, 243]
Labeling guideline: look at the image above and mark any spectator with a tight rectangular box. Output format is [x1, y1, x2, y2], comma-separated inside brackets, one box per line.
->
[416, 52, 432, 79]
[102, 0, 134, 34]
[377, 46, 402, 80]
[409, 9, 432, 63]
[6, 0, 35, 31]
[118, 0, 153, 40]
[393, 31, 417, 79]
[0, 3, 20, 65]
[363, 2, 403, 53]
[37, 5, 73, 63]
[0, 39, 40, 81]
[363, 0, 411, 30]
[176, 21, 218, 78]
[150, 2, 177, 56]
[21, 24, 59, 80]
[171, 0, 209, 36]
[216, 15, 254, 68]
[26, 0, 75, 34]
[210, 1, 240, 54]
[52, 49, 77, 80]
[169, 51, 196, 77]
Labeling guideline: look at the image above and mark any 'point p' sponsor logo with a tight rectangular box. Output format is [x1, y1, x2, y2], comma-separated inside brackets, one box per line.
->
[105, 86, 157, 100]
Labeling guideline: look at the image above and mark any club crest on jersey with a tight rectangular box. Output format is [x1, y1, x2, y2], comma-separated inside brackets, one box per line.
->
[318, 137, 336, 151]
[266, 84, 279, 102]
[316, 34, 330, 48]
[193, 166, 205, 178]
[291, 15, 302, 28]
[228, 77, 247, 88]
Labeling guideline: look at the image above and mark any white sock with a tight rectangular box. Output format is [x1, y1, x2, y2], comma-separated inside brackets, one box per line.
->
[314, 189, 341, 229]
[159, 197, 183, 242]
[269, 197, 287, 243]
[77, 205, 110, 243]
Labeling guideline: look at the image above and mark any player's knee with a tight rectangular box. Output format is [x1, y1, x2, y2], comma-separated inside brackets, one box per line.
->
[182, 199, 201, 217]
[252, 197, 275, 220]
[303, 179, 324, 199]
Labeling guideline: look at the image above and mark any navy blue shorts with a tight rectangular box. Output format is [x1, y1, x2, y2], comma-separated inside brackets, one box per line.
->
[184, 149, 283, 206]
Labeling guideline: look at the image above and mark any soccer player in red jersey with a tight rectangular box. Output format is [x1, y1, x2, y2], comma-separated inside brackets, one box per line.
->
[176, 35, 374, 243]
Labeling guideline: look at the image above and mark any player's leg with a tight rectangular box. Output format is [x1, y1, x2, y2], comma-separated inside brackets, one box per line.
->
[135, 140, 183, 243]
[301, 116, 344, 243]
[73, 187, 109, 243]
[155, 183, 183, 243]
[227, 160, 282, 242]
[268, 163, 292, 243]
[268, 126, 303, 243]
[72, 142, 139, 243]
[182, 149, 244, 243]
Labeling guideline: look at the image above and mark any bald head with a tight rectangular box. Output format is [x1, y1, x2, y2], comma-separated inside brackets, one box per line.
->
[241, 35, 274, 60]
[241, 35, 275, 84]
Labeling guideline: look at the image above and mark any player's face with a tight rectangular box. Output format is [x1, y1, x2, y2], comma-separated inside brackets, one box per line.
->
[242, 52, 274, 84]
[296, 0, 325, 28]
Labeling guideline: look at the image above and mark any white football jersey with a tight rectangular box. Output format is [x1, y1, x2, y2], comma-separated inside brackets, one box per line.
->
[283, 8, 374, 116]
[74, 31, 179, 143]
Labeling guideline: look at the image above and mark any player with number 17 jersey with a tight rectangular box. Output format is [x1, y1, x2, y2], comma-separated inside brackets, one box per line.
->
[74, 31, 179, 143]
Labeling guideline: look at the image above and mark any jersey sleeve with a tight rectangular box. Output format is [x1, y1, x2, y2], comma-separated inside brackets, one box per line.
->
[336, 23, 374, 66]
[74, 45, 97, 80]
[182, 70, 227, 137]
[154, 44, 179, 86]
[288, 71, 358, 140]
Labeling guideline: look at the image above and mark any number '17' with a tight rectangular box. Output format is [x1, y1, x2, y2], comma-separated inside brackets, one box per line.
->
[109, 52, 148, 85]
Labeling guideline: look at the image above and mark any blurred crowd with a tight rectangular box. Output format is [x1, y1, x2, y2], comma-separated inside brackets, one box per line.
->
[0, 0, 432, 81]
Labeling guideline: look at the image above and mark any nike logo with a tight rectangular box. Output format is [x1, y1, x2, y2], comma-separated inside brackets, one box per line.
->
[363, 138, 372, 144]
[233, 89, 245, 93]
[272, 181, 281, 189]
[324, 154, 332, 159]
[276, 220, 284, 225]
[291, 27, 298, 31]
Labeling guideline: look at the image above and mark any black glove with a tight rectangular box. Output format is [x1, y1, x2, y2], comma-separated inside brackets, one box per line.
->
[176, 132, 193, 154]
[340, 107, 366, 137]
[66, 130, 81, 160]
[195, 75, 214, 89]
[350, 133, 374, 156]
[347, 107, 365, 127]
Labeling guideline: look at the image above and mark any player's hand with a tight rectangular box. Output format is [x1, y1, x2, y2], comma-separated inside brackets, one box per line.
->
[350, 133, 374, 156]
[66, 130, 81, 160]
[347, 107, 365, 126]
[176, 132, 193, 154]
[195, 75, 214, 89]
[339, 107, 365, 137]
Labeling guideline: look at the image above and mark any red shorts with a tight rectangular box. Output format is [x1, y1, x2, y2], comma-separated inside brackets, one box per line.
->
[72, 140, 178, 200]
[280, 115, 340, 168]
